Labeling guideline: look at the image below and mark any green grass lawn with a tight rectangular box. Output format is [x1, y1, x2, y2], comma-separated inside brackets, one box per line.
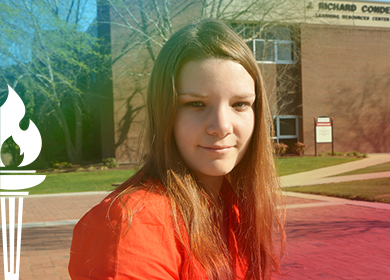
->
[17, 156, 386, 197]
[28, 169, 136, 194]
[275, 156, 360, 176]
[286, 177, 390, 204]
[332, 161, 390, 177]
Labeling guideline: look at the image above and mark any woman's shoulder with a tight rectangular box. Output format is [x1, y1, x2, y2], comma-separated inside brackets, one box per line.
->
[84, 179, 172, 228]
[69, 179, 186, 279]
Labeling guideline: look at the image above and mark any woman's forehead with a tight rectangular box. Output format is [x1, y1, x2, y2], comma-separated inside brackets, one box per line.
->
[176, 59, 255, 96]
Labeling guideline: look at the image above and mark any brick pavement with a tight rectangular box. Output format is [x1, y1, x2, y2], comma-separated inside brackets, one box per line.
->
[280, 195, 390, 280]
[0, 192, 108, 280]
[22, 192, 109, 224]
[0, 190, 388, 279]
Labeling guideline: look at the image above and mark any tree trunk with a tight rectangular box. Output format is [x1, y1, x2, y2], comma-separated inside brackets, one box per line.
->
[73, 96, 83, 159]
[53, 105, 82, 163]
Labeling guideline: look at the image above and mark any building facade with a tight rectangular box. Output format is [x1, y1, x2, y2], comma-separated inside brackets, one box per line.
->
[102, 0, 390, 162]
[301, 0, 390, 154]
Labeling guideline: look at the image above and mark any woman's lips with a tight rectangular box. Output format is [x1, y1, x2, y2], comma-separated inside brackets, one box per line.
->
[199, 145, 234, 153]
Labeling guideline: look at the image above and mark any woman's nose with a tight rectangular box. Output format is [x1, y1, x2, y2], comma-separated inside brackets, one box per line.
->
[206, 105, 233, 138]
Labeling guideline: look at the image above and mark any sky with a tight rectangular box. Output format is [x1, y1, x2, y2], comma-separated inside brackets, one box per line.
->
[0, 0, 97, 68]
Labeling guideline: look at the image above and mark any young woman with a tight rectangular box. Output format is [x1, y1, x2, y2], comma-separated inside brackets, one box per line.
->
[69, 19, 285, 280]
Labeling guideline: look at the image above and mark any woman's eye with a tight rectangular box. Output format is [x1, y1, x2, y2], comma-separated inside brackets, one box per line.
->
[186, 101, 205, 108]
[233, 102, 251, 110]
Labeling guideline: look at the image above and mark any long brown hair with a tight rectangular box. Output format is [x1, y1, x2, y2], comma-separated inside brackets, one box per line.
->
[118, 19, 285, 280]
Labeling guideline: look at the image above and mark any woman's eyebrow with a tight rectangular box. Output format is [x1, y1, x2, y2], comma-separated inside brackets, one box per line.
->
[235, 93, 256, 98]
[177, 92, 208, 97]
[178, 93, 255, 98]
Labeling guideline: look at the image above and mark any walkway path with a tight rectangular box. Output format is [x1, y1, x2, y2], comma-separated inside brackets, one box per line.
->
[0, 153, 389, 279]
[281, 153, 390, 187]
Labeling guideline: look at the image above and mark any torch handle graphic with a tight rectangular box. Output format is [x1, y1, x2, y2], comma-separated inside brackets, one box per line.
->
[0, 86, 46, 279]
[1, 196, 24, 280]
[0, 172, 45, 280]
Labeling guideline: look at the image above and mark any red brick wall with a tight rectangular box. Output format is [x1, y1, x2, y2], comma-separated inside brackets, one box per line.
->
[301, 23, 390, 154]
[259, 64, 278, 115]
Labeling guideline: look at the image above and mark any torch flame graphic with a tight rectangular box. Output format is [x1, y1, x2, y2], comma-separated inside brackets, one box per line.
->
[0, 85, 46, 280]
[0, 85, 42, 167]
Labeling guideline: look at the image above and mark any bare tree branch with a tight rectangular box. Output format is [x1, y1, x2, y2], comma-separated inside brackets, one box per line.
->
[66, 0, 75, 23]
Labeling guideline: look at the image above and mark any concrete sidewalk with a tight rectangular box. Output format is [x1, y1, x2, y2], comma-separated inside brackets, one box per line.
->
[0, 153, 389, 279]
[281, 153, 390, 187]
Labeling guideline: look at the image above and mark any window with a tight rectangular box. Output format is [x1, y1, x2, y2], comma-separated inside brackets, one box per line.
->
[231, 23, 296, 64]
[250, 39, 295, 64]
[272, 115, 299, 143]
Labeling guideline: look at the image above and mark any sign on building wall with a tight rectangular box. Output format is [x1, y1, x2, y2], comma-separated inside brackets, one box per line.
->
[314, 117, 334, 156]
[224, 0, 390, 29]
[305, 0, 390, 28]
[315, 117, 332, 143]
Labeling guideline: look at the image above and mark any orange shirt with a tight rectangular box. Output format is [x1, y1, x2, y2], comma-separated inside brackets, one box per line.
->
[68, 180, 246, 279]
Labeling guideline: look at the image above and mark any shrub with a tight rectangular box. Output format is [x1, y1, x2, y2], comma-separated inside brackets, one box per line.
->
[51, 161, 73, 169]
[274, 143, 289, 156]
[334, 151, 344, 156]
[327, 151, 333, 156]
[102, 157, 119, 168]
[318, 153, 324, 157]
[346, 152, 353, 157]
[292, 142, 307, 156]
[362, 153, 368, 158]
[353, 151, 361, 157]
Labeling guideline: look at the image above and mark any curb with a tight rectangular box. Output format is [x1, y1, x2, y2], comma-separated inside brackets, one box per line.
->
[283, 191, 390, 211]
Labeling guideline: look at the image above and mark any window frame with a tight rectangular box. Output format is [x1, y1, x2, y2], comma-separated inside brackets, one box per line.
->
[272, 115, 299, 143]
[252, 39, 296, 64]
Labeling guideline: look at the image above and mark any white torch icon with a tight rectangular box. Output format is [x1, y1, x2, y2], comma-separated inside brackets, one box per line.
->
[0, 85, 46, 280]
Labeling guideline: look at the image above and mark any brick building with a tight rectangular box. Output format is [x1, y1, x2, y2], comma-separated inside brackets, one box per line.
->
[99, 0, 390, 163]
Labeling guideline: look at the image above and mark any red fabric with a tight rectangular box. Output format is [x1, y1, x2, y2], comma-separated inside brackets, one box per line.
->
[68, 180, 246, 279]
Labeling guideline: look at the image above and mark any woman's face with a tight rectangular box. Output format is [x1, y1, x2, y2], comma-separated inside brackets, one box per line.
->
[174, 58, 255, 186]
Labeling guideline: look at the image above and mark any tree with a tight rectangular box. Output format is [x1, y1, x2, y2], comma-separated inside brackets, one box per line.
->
[0, 0, 106, 163]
